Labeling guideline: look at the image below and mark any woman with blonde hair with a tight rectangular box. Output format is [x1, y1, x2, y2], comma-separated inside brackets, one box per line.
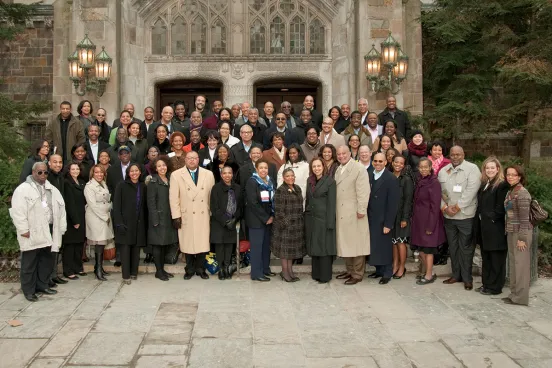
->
[84, 164, 113, 281]
[475, 156, 509, 295]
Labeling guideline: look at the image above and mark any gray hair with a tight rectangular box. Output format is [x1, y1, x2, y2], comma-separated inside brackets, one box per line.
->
[248, 107, 259, 115]
[357, 98, 368, 105]
[32, 162, 47, 171]
[281, 101, 291, 107]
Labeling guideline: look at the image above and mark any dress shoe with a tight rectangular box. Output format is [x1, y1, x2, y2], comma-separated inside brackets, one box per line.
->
[155, 273, 169, 281]
[52, 277, 68, 284]
[379, 277, 391, 285]
[336, 272, 350, 280]
[464, 282, 473, 291]
[480, 288, 501, 295]
[252, 276, 270, 282]
[344, 278, 361, 285]
[25, 294, 38, 302]
[123, 279, 131, 285]
[476, 285, 484, 292]
[114, 261, 122, 267]
[78, 272, 87, 276]
[101, 268, 110, 276]
[66, 275, 79, 280]
[130, 275, 137, 280]
[164, 271, 174, 278]
[218, 271, 226, 280]
[393, 268, 406, 279]
[48, 281, 58, 288]
[442, 277, 458, 284]
[291, 276, 300, 282]
[280, 272, 294, 282]
[264, 272, 277, 277]
[367, 272, 382, 279]
[38, 288, 57, 295]
[183, 273, 194, 280]
[196, 271, 209, 279]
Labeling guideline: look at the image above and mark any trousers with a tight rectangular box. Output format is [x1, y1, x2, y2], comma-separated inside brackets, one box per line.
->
[481, 249, 507, 293]
[376, 264, 393, 278]
[185, 252, 207, 274]
[507, 232, 532, 305]
[63, 242, 83, 277]
[50, 251, 60, 280]
[312, 256, 333, 283]
[249, 226, 271, 279]
[215, 243, 234, 267]
[444, 218, 475, 283]
[119, 244, 139, 279]
[20, 246, 52, 296]
[344, 256, 366, 280]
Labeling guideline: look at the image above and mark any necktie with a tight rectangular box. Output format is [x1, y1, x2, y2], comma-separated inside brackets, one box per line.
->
[191, 171, 196, 184]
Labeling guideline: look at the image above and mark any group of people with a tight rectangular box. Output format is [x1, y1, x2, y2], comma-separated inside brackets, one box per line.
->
[10, 95, 534, 306]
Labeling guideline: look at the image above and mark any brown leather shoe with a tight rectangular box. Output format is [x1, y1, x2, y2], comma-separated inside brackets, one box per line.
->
[336, 272, 351, 280]
[443, 277, 458, 284]
[464, 282, 473, 290]
[344, 278, 361, 285]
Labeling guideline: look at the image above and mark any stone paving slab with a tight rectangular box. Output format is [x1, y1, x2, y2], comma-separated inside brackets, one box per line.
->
[0, 275, 551, 367]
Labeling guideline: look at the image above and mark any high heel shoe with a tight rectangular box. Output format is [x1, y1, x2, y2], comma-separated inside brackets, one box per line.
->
[393, 268, 406, 279]
[279, 272, 294, 282]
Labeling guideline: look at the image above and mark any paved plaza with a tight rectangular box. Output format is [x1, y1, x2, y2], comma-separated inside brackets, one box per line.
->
[1, 273, 552, 368]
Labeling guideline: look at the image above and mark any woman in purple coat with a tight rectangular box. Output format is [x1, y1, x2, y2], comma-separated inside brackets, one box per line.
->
[410, 158, 446, 285]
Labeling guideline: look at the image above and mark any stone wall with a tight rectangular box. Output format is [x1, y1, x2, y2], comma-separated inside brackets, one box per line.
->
[0, 20, 53, 103]
[455, 131, 552, 159]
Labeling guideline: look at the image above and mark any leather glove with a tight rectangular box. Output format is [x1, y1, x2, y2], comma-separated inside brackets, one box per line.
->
[225, 218, 237, 230]
[172, 218, 182, 229]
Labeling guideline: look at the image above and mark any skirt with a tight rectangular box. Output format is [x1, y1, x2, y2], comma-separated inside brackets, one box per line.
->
[410, 245, 439, 255]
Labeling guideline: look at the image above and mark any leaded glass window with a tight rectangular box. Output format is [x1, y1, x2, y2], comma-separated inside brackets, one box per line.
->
[211, 19, 226, 54]
[191, 16, 207, 54]
[250, 19, 266, 54]
[290, 16, 305, 54]
[270, 16, 285, 54]
[152, 19, 167, 55]
[171, 16, 187, 55]
[309, 18, 325, 54]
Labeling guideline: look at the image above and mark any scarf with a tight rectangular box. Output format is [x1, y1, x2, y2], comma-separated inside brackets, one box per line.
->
[190, 122, 203, 132]
[408, 141, 427, 156]
[252, 172, 275, 214]
[274, 146, 286, 161]
[430, 155, 443, 174]
[225, 187, 237, 218]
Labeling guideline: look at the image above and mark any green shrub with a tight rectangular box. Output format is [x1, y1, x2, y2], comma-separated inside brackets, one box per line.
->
[0, 157, 25, 257]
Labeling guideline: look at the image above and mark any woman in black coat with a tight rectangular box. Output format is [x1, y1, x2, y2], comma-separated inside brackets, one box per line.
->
[211, 144, 239, 183]
[475, 156, 509, 295]
[391, 155, 414, 279]
[113, 163, 147, 284]
[62, 161, 86, 280]
[152, 124, 172, 155]
[245, 158, 276, 282]
[19, 139, 50, 183]
[406, 130, 428, 177]
[305, 158, 336, 283]
[210, 165, 243, 280]
[147, 156, 178, 281]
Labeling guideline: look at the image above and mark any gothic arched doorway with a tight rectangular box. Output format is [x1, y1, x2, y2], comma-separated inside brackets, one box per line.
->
[253, 79, 322, 116]
[156, 80, 223, 117]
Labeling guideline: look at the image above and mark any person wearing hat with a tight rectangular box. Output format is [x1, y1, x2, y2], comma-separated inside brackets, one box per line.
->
[407, 130, 428, 178]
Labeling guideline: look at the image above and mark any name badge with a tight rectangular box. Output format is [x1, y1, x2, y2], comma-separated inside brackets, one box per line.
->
[203, 158, 211, 166]
[260, 190, 270, 202]
[42, 200, 48, 208]
[453, 185, 462, 193]
[167, 152, 176, 158]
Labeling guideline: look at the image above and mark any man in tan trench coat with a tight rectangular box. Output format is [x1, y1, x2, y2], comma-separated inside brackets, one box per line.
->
[170, 151, 215, 280]
[335, 145, 371, 285]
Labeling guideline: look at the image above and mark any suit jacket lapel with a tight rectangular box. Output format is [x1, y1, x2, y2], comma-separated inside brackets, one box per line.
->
[371, 172, 385, 194]
[182, 168, 200, 197]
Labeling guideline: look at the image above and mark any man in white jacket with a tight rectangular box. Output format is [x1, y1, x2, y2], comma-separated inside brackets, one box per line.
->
[10, 162, 67, 302]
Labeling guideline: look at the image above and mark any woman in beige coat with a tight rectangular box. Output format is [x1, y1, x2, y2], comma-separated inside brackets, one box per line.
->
[84, 164, 113, 281]
[169, 151, 215, 279]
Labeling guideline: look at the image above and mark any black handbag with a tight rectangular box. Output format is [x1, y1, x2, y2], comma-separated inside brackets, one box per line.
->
[164, 243, 181, 265]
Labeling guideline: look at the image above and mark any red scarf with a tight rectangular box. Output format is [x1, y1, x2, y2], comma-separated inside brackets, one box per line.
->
[408, 141, 427, 156]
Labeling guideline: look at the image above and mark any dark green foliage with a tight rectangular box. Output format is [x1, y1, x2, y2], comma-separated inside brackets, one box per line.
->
[422, 0, 552, 139]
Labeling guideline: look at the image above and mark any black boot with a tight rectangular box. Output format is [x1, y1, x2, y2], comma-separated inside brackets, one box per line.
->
[94, 251, 107, 281]
[97, 246, 110, 276]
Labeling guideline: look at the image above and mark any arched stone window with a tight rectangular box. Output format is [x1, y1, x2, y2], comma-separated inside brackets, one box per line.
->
[151, 18, 167, 55]
[148, 0, 228, 56]
[248, 0, 327, 55]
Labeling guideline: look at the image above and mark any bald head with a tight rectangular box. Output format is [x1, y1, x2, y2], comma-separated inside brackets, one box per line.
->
[336, 145, 351, 165]
[449, 146, 465, 167]
[161, 106, 174, 123]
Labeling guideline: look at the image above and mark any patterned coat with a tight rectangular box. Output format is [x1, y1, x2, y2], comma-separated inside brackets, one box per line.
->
[271, 184, 306, 259]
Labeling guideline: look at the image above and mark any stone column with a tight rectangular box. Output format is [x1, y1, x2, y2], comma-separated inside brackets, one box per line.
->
[52, 0, 73, 106]
[403, 0, 423, 116]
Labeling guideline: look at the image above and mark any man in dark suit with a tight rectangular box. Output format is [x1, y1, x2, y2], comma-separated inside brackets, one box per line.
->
[233, 108, 266, 144]
[261, 101, 275, 128]
[367, 153, 400, 284]
[378, 96, 412, 141]
[140, 106, 156, 138]
[335, 103, 351, 133]
[301, 95, 323, 128]
[85, 124, 110, 164]
[231, 124, 263, 167]
[147, 106, 185, 146]
[263, 112, 300, 150]
[183, 111, 209, 143]
[203, 100, 222, 130]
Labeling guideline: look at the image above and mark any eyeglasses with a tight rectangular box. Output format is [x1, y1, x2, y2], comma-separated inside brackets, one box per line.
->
[282, 106, 291, 109]
[276, 118, 286, 121]
[373, 160, 385, 163]
[36, 170, 49, 175]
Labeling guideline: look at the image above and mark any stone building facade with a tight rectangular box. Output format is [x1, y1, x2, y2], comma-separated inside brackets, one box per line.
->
[23, 0, 423, 123]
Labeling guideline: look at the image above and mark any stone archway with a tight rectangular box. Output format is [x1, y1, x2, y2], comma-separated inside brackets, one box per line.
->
[253, 78, 322, 116]
[155, 79, 223, 115]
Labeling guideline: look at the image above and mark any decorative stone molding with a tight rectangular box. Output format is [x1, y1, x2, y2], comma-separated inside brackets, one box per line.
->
[231, 63, 245, 80]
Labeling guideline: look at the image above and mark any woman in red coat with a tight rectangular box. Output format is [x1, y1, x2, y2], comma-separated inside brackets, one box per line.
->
[410, 158, 446, 285]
